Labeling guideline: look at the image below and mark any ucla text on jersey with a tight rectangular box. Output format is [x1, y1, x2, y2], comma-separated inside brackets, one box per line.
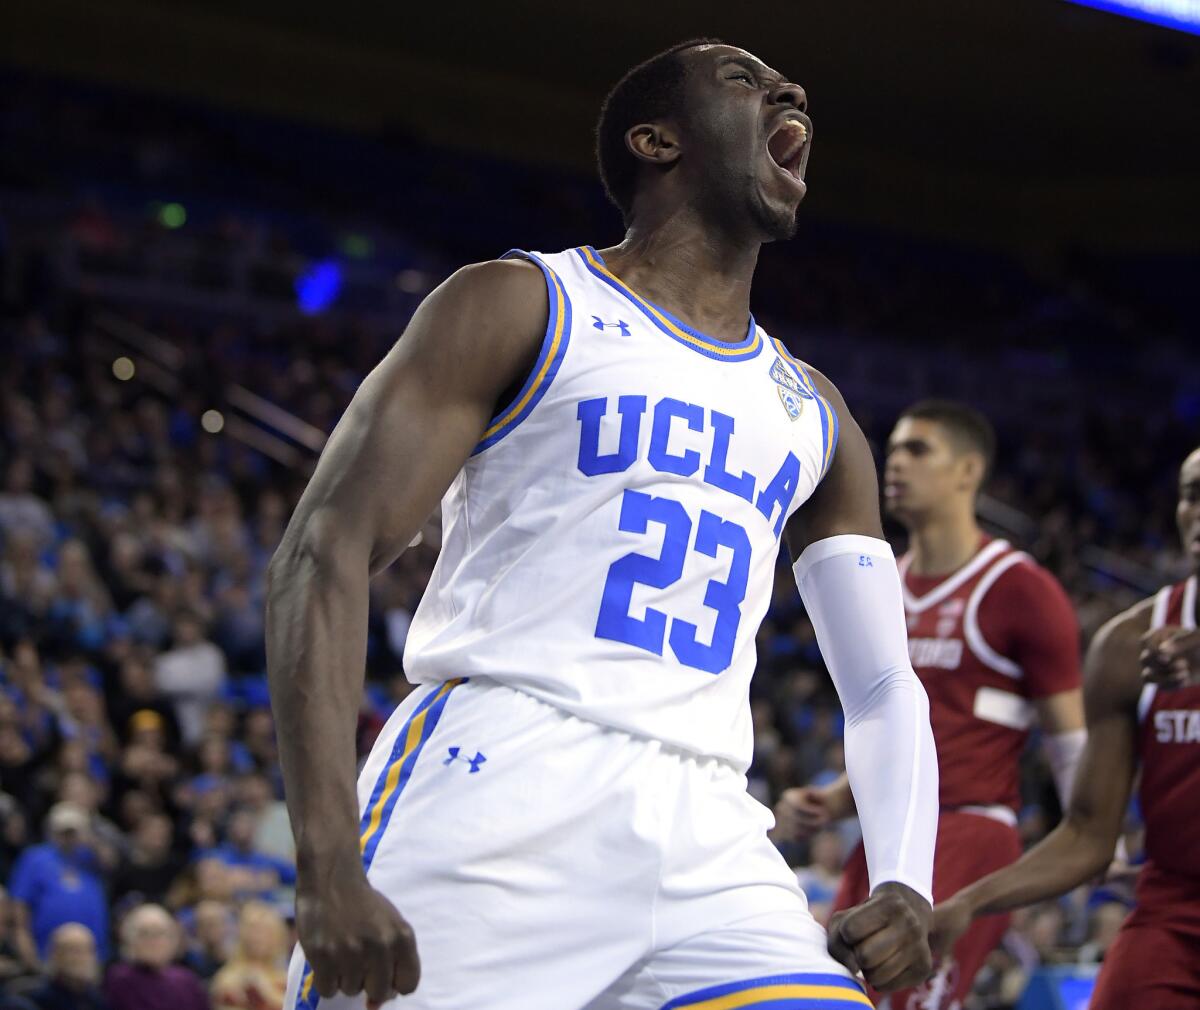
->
[404, 247, 839, 770]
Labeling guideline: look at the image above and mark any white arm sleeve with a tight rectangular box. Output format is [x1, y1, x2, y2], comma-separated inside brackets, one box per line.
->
[793, 534, 938, 906]
[1043, 728, 1087, 807]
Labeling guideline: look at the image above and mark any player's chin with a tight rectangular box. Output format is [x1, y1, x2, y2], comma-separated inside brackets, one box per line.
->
[754, 190, 803, 242]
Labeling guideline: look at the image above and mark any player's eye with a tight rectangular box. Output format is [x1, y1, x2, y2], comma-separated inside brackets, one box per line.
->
[729, 72, 756, 87]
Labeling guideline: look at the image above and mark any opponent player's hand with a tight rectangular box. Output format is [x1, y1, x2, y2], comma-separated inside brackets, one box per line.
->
[772, 785, 840, 840]
[296, 872, 420, 1008]
[826, 881, 932, 993]
[1140, 626, 1200, 689]
[928, 895, 972, 960]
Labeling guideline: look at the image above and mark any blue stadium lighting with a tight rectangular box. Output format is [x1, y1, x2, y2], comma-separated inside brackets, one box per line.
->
[295, 259, 343, 314]
[1064, 0, 1200, 35]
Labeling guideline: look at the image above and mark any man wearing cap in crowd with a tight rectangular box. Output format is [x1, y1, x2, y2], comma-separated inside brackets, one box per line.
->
[7, 803, 109, 961]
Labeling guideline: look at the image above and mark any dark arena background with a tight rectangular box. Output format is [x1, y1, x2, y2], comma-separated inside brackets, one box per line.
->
[1, 3, 1198, 1009]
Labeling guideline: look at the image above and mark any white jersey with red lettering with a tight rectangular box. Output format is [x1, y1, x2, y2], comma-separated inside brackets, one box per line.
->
[404, 245, 838, 770]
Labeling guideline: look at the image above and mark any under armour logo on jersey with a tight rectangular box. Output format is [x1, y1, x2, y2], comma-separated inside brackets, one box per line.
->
[858, 555, 874, 567]
[592, 315, 631, 336]
[443, 747, 487, 773]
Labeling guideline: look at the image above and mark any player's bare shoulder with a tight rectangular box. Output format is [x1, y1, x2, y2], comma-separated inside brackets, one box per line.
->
[377, 255, 550, 421]
[419, 257, 548, 371]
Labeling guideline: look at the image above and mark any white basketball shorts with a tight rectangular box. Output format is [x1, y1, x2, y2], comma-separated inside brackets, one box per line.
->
[285, 678, 871, 1010]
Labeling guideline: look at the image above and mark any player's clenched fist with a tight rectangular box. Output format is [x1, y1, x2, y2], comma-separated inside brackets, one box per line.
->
[296, 874, 420, 1008]
[826, 881, 932, 993]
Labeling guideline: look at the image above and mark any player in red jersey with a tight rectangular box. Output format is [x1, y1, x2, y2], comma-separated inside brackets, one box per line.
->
[775, 401, 1086, 1010]
[932, 446, 1200, 1009]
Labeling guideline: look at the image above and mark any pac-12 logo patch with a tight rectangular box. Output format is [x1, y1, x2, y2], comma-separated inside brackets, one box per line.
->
[769, 356, 812, 421]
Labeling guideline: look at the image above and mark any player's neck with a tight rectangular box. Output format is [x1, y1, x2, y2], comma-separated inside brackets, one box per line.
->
[599, 216, 759, 345]
[905, 510, 984, 578]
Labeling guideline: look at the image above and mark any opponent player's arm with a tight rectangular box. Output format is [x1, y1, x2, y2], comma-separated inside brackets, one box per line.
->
[1035, 691, 1086, 805]
[995, 562, 1087, 804]
[932, 606, 1145, 948]
[784, 370, 937, 993]
[266, 259, 547, 1003]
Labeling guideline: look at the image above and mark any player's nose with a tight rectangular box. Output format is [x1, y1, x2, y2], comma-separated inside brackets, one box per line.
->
[770, 82, 807, 113]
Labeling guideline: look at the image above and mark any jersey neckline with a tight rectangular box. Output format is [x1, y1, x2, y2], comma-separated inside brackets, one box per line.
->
[899, 538, 1011, 613]
[575, 246, 762, 362]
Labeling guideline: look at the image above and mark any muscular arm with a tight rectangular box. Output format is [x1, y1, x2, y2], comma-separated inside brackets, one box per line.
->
[784, 370, 937, 992]
[265, 258, 547, 1000]
[946, 603, 1146, 922]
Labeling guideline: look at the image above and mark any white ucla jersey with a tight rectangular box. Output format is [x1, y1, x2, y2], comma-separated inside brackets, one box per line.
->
[404, 246, 839, 769]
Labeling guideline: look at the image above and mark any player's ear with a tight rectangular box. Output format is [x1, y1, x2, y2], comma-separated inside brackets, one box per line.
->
[960, 451, 985, 490]
[625, 123, 682, 167]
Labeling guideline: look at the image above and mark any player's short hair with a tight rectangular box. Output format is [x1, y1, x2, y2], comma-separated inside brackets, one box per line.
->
[900, 399, 996, 478]
[595, 38, 722, 224]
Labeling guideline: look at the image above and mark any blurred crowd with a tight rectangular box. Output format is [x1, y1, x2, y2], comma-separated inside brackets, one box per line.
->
[0, 73, 1195, 1008]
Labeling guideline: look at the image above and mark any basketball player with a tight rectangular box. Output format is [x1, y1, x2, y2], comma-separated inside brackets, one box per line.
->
[267, 41, 940, 1010]
[774, 402, 1085, 1010]
[931, 446, 1200, 1009]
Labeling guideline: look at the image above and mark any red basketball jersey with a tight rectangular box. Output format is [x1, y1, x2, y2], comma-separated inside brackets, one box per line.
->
[1137, 575, 1200, 881]
[901, 537, 1081, 815]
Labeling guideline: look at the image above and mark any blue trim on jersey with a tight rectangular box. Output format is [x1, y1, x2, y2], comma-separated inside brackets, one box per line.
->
[575, 247, 762, 362]
[471, 251, 573, 455]
[660, 971, 870, 1009]
[293, 679, 464, 1010]
[772, 339, 839, 480]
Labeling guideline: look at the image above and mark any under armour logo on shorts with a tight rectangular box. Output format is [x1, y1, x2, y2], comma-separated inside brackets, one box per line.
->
[444, 747, 487, 773]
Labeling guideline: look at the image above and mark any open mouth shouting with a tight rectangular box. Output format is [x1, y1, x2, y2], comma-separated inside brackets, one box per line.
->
[766, 112, 813, 194]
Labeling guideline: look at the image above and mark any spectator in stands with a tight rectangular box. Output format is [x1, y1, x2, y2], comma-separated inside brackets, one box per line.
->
[54, 677, 117, 793]
[232, 773, 292, 865]
[238, 708, 276, 774]
[153, 612, 226, 746]
[113, 710, 179, 811]
[0, 703, 37, 816]
[210, 901, 288, 1009]
[2, 922, 107, 1010]
[194, 807, 294, 902]
[104, 904, 206, 1010]
[180, 900, 232, 982]
[0, 458, 55, 551]
[791, 830, 845, 925]
[7, 803, 109, 961]
[108, 658, 180, 753]
[42, 541, 112, 655]
[111, 814, 183, 908]
[0, 533, 56, 637]
[55, 773, 125, 863]
[0, 885, 38, 991]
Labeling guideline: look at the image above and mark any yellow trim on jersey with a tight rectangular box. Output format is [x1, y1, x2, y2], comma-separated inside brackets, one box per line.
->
[579, 246, 762, 358]
[677, 982, 874, 1009]
[358, 678, 462, 854]
[479, 269, 568, 441]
